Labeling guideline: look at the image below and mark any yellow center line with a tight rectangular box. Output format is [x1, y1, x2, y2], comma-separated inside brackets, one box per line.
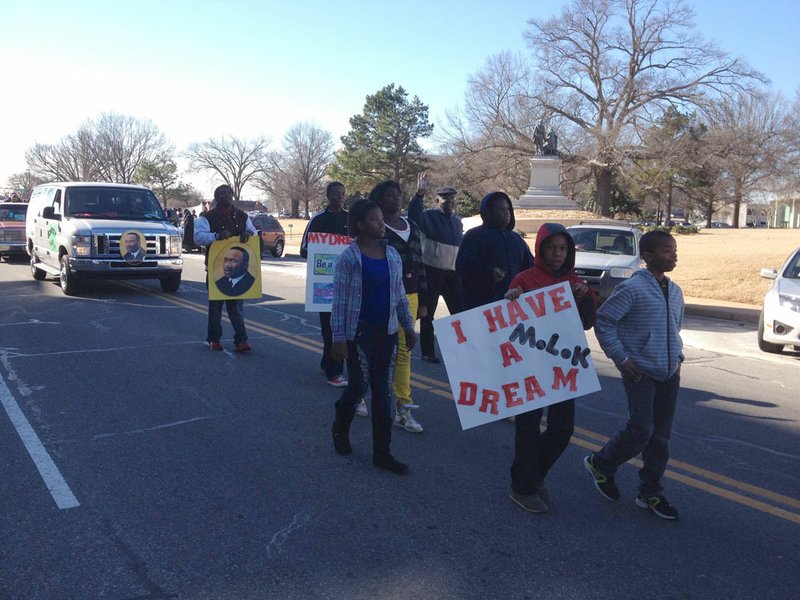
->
[130, 283, 800, 524]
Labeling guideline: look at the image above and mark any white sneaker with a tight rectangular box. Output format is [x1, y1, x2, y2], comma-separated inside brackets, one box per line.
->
[355, 398, 369, 417]
[394, 404, 423, 433]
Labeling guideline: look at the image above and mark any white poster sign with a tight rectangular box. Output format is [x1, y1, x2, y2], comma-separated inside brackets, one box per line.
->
[433, 283, 601, 430]
[304, 233, 351, 312]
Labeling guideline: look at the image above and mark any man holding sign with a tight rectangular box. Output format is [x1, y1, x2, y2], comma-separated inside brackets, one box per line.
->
[300, 182, 349, 387]
[504, 224, 596, 513]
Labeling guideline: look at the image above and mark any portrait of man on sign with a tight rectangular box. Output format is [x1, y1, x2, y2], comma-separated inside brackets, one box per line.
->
[120, 231, 146, 264]
[208, 235, 262, 300]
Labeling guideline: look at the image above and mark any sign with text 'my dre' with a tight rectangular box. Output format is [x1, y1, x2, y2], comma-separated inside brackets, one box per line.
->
[304, 233, 351, 312]
[433, 283, 600, 430]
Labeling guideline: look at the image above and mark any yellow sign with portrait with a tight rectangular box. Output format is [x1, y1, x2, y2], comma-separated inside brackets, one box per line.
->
[207, 236, 262, 300]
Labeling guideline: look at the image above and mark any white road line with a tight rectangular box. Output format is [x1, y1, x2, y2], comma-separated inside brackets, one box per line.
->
[0, 376, 80, 510]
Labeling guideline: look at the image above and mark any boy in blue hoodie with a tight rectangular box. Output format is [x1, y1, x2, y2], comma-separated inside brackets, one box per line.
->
[456, 192, 533, 310]
[583, 230, 684, 520]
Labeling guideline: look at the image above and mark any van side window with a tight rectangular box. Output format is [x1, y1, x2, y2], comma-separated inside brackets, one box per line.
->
[53, 190, 63, 216]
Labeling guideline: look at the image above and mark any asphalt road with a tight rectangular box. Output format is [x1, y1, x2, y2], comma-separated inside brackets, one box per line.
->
[0, 253, 798, 599]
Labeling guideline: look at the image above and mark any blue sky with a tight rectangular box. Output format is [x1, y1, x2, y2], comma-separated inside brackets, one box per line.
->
[2, 0, 797, 196]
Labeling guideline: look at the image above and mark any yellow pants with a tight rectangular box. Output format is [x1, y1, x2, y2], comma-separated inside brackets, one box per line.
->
[393, 292, 418, 408]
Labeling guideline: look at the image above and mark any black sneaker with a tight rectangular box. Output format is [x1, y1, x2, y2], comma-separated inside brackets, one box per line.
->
[635, 494, 679, 520]
[583, 454, 620, 501]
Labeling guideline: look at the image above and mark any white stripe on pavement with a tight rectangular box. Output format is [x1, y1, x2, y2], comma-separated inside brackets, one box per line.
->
[0, 376, 80, 510]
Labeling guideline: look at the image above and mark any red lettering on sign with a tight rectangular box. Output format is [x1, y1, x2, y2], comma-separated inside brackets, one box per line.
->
[552, 367, 578, 391]
[548, 286, 572, 313]
[502, 382, 523, 407]
[523, 292, 547, 317]
[451, 320, 467, 344]
[308, 232, 323, 243]
[458, 381, 478, 406]
[498, 341, 523, 367]
[506, 299, 529, 326]
[479, 389, 500, 415]
[483, 305, 508, 333]
[523, 375, 546, 400]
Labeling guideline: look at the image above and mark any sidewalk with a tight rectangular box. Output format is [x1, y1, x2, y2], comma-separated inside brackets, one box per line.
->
[683, 296, 760, 324]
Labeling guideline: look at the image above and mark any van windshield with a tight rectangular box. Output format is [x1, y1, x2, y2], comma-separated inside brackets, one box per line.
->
[65, 187, 165, 221]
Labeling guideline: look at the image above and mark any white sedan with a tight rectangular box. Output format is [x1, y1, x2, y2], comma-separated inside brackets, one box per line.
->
[758, 246, 800, 353]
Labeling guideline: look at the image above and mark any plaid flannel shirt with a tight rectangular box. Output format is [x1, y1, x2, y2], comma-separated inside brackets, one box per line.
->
[331, 240, 413, 343]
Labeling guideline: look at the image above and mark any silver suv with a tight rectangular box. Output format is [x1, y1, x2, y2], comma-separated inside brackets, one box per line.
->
[567, 223, 643, 303]
[26, 182, 183, 295]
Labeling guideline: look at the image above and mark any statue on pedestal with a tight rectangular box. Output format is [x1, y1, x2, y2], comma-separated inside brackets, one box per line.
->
[533, 121, 546, 155]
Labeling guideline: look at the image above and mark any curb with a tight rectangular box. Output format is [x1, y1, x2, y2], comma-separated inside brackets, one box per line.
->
[684, 303, 760, 324]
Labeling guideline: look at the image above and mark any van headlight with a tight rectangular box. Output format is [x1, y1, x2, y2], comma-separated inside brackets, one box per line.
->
[72, 235, 91, 256]
[609, 267, 634, 279]
[169, 235, 182, 255]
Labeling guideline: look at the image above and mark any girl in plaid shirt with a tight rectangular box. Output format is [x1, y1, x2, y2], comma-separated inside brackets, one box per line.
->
[331, 199, 416, 474]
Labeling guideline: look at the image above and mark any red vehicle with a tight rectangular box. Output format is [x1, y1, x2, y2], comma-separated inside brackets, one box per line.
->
[0, 202, 28, 261]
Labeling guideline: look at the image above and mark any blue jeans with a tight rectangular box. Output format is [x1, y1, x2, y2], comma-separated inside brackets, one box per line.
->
[207, 299, 247, 343]
[594, 371, 680, 496]
[336, 322, 397, 428]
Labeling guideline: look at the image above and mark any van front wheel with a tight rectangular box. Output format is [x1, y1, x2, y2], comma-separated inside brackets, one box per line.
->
[31, 257, 47, 280]
[59, 255, 80, 295]
[160, 274, 181, 293]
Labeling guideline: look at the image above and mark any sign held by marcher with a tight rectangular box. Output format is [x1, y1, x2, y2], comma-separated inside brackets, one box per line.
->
[433, 283, 600, 430]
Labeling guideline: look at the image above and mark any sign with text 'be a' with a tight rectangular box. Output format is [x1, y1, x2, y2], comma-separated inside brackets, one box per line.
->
[304, 233, 351, 312]
[433, 283, 600, 430]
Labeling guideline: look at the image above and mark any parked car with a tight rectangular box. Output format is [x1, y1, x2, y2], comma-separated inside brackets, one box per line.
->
[250, 213, 285, 257]
[566, 223, 643, 303]
[0, 202, 29, 260]
[758, 247, 800, 354]
[26, 182, 182, 295]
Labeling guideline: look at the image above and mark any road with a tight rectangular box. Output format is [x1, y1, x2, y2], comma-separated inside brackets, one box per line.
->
[0, 253, 798, 599]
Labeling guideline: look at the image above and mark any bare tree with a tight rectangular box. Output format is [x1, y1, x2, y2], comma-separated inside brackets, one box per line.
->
[25, 127, 98, 181]
[185, 135, 270, 201]
[5, 171, 47, 200]
[88, 113, 170, 183]
[706, 90, 790, 227]
[257, 123, 333, 217]
[444, 0, 762, 216]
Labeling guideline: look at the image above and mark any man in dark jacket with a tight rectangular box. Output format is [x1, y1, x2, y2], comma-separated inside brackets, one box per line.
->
[408, 172, 463, 364]
[456, 191, 533, 310]
[300, 182, 349, 387]
[194, 184, 257, 353]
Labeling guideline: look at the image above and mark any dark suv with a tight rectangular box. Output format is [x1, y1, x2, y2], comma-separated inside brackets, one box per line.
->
[250, 213, 285, 257]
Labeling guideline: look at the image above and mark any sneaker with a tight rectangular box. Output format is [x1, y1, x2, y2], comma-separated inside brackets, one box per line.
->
[327, 375, 347, 387]
[355, 398, 369, 417]
[234, 341, 252, 353]
[535, 483, 551, 507]
[373, 453, 409, 475]
[635, 494, 679, 520]
[208, 340, 223, 351]
[509, 490, 548, 514]
[394, 405, 423, 433]
[583, 454, 620, 501]
[421, 354, 441, 364]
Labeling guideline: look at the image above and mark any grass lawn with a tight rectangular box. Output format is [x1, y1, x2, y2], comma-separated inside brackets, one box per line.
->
[280, 216, 797, 306]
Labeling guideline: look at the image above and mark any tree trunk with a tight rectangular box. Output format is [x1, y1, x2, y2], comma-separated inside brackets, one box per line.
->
[594, 168, 613, 217]
[732, 178, 742, 228]
[291, 199, 300, 218]
[665, 178, 673, 226]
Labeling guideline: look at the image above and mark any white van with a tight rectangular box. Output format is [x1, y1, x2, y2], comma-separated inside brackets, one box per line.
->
[26, 182, 183, 295]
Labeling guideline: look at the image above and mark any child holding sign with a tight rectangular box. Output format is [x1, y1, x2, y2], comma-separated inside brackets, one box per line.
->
[330, 199, 417, 475]
[504, 223, 596, 513]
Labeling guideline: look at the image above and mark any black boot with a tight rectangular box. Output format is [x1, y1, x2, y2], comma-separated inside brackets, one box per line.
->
[372, 418, 408, 475]
[332, 402, 355, 456]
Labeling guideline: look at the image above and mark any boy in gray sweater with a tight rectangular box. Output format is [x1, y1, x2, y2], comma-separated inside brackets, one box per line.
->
[583, 230, 684, 520]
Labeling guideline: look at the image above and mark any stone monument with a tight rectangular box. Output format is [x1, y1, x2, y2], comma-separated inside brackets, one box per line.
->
[515, 124, 578, 210]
